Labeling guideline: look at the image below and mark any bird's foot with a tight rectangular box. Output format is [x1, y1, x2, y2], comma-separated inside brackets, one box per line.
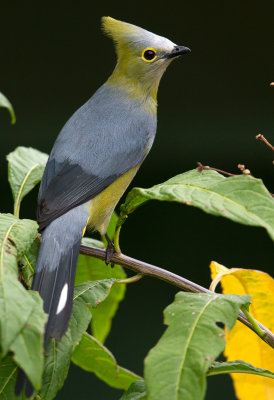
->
[105, 233, 115, 267]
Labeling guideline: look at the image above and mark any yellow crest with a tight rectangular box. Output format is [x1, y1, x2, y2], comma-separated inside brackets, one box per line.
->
[101, 16, 144, 45]
[100, 16, 189, 108]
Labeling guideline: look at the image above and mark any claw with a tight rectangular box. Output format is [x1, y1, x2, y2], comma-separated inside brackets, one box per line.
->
[105, 233, 115, 266]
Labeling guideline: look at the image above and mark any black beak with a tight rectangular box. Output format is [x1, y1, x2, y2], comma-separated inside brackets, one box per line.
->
[166, 45, 191, 59]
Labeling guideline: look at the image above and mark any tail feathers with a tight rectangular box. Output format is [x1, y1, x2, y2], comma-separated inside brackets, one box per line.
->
[15, 204, 88, 397]
[32, 237, 81, 344]
[15, 238, 81, 397]
[39, 239, 81, 342]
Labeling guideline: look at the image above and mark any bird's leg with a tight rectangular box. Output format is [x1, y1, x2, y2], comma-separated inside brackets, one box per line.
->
[105, 233, 115, 266]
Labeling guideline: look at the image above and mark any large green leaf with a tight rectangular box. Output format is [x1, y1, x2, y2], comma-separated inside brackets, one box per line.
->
[76, 236, 126, 344]
[9, 291, 46, 390]
[6, 147, 48, 217]
[71, 333, 141, 390]
[0, 214, 39, 351]
[0, 214, 46, 389]
[75, 237, 105, 284]
[39, 279, 118, 400]
[119, 169, 274, 241]
[120, 381, 147, 400]
[0, 92, 16, 124]
[144, 292, 250, 400]
[207, 360, 274, 379]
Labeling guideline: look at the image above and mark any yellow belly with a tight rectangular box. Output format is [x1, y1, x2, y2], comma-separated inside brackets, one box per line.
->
[86, 165, 140, 234]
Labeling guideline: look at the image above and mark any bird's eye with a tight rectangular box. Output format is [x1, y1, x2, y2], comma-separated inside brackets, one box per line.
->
[142, 48, 157, 62]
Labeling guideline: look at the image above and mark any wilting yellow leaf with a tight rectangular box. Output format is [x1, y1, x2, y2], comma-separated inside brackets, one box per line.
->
[210, 261, 274, 400]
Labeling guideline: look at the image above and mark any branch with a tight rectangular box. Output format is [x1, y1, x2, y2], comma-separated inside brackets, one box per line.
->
[197, 162, 253, 177]
[79, 243, 274, 350]
[197, 161, 274, 197]
[256, 134, 274, 152]
[197, 162, 236, 177]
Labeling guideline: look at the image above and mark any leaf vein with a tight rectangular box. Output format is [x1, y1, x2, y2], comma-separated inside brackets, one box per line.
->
[175, 295, 217, 399]
[14, 163, 40, 218]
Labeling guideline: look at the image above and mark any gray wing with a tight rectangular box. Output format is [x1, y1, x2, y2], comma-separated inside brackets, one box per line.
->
[37, 84, 156, 231]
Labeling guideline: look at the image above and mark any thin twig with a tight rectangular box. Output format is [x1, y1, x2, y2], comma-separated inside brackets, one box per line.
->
[79, 244, 274, 349]
[197, 161, 254, 178]
[197, 161, 274, 196]
[197, 162, 254, 177]
[256, 134, 274, 152]
[197, 162, 236, 177]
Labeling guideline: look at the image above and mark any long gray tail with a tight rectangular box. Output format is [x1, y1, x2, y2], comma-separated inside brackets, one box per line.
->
[15, 205, 88, 397]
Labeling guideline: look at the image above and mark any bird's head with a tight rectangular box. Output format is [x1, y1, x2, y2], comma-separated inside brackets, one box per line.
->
[102, 17, 190, 102]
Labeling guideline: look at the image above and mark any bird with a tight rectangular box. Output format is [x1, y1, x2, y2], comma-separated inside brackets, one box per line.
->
[15, 16, 190, 397]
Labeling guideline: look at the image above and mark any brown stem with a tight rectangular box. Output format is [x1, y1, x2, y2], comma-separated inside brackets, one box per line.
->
[197, 162, 274, 196]
[197, 162, 236, 177]
[197, 162, 253, 177]
[256, 134, 274, 152]
[79, 243, 274, 349]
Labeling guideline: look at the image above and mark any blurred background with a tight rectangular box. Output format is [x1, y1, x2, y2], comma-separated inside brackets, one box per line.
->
[1, 1, 273, 399]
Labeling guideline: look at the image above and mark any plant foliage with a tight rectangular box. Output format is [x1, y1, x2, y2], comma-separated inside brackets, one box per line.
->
[144, 292, 250, 400]
[0, 92, 16, 124]
[119, 170, 274, 241]
[0, 98, 273, 400]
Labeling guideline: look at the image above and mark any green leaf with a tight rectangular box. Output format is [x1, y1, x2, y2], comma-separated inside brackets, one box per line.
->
[0, 356, 23, 400]
[39, 279, 117, 400]
[90, 261, 125, 343]
[72, 333, 141, 390]
[6, 147, 48, 217]
[0, 214, 38, 352]
[81, 236, 105, 249]
[10, 291, 47, 390]
[76, 243, 126, 343]
[19, 240, 39, 288]
[0, 92, 16, 124]
[75, 237, 105, 284]
[207, 360, 274, 379]
[119, 169, 274, 241]
[144, 292, 250, 400]
[120, 381, 147, 400]
[0, 214, 46, 389]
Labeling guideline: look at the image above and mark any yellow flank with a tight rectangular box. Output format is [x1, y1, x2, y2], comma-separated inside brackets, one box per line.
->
[82, 225, 86, 237]
[87, 165, 140, 234]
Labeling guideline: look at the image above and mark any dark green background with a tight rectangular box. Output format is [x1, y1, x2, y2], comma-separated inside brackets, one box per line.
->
[1, 1, 273, 399]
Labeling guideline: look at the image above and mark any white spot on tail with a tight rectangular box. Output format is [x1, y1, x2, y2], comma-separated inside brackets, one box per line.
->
[56, 283, 68, 315]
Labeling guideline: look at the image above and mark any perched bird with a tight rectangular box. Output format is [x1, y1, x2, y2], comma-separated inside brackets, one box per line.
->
[15, 16, 190, 396]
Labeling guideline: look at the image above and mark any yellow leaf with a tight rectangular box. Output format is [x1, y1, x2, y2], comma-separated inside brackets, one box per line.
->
[210, 261, 274, 400]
